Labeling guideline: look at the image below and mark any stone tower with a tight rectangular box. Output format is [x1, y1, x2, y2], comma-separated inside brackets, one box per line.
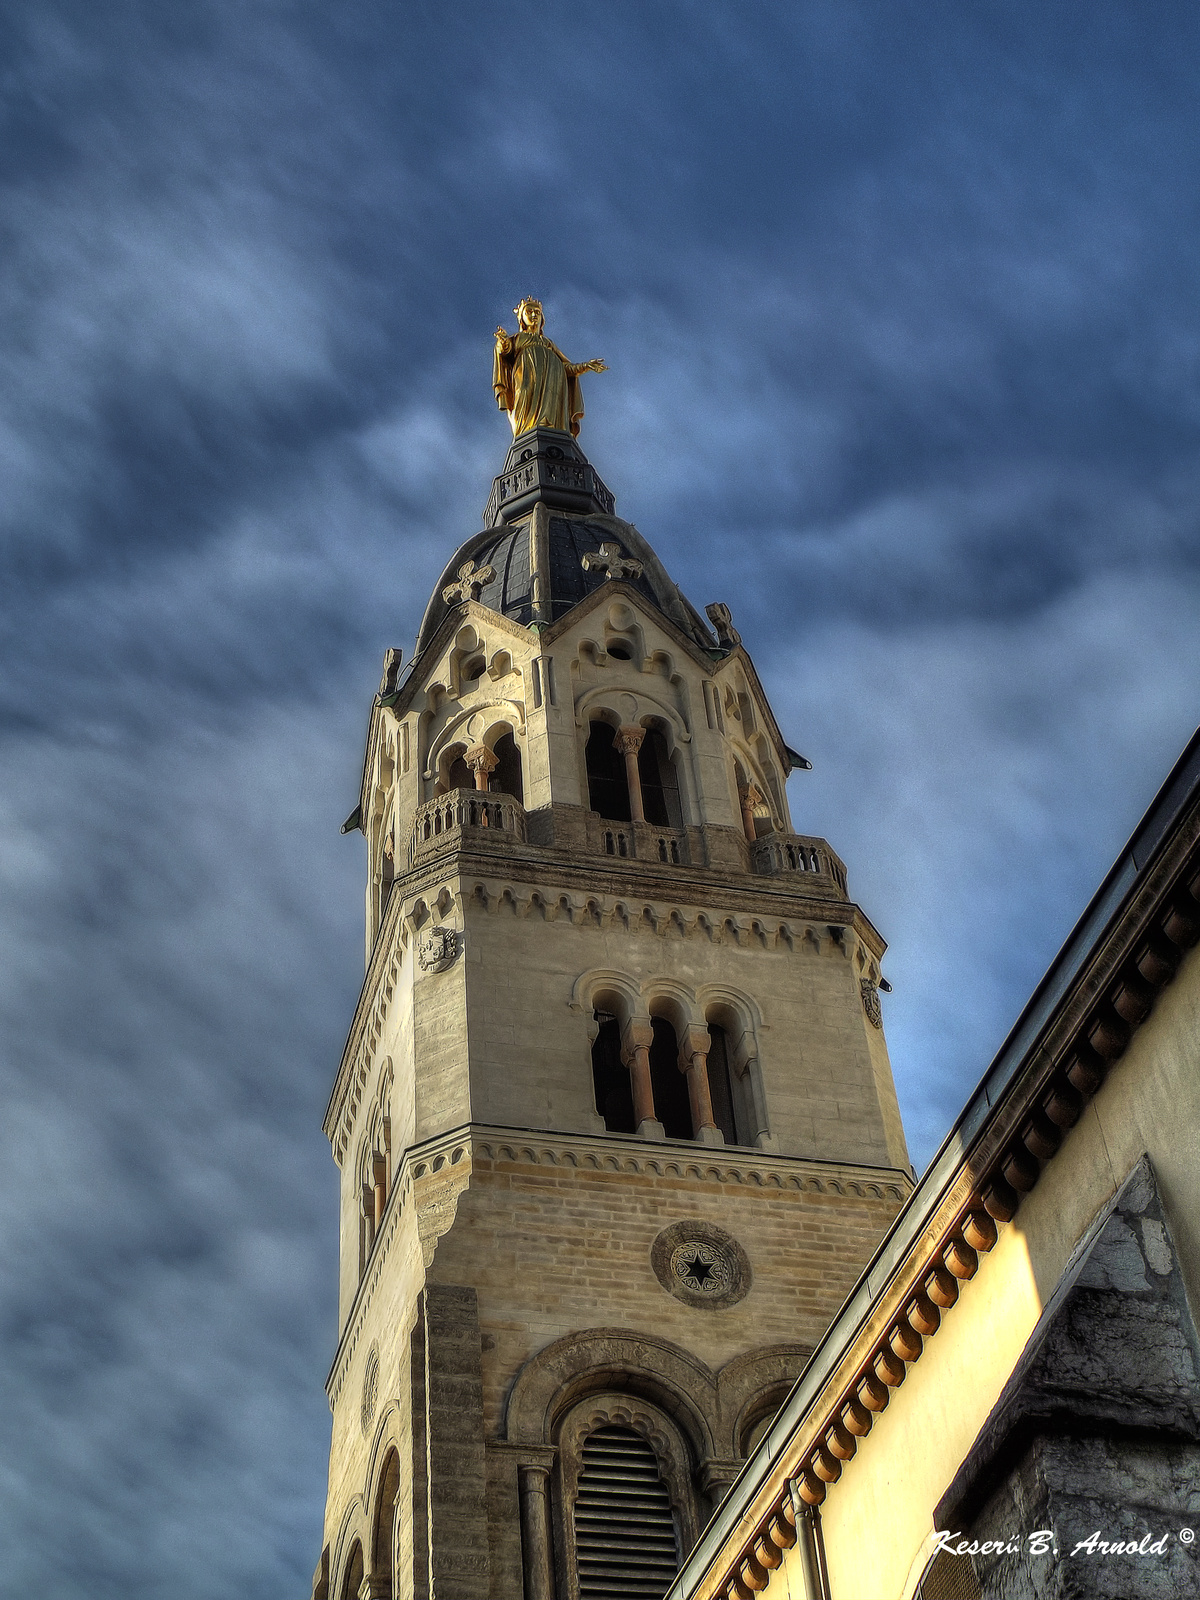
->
[313, 424, 912, 1600]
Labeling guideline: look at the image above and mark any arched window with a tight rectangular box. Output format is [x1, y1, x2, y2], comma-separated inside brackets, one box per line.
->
[371, 1450, 400, 1599]
[490, 731, 524, 803]
[585, 721, 631, 821]
[705, 1024, 745, 1146]
[649, 1018, 692, 1141]
[592, 1013, 636, 1133]
[637, 729, 683, 828]
[575, 1427, 679, 1599]
[339, 1541, 364, 1600]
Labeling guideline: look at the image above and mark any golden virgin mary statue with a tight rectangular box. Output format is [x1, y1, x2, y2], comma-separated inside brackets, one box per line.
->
[493, 299, 607, 438]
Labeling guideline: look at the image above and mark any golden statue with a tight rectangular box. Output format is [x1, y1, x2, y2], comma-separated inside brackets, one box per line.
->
[493, 298, 607, 439]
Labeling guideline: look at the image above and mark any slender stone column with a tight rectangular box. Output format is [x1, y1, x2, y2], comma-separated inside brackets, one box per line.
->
[613, 725, 646, 821]
[372, 1154, 387, 1228]
[622, 1020, 662, 1137]
[465, 744, 498, 792]
[685, 1051, 721, 1140]
[362, 1186, 376, 1254]
[681, 1025, 722, 1144]
[517, 1465, 554, 1600]
[739, 781, 763, 843]
[629, 1044, 656, 1128]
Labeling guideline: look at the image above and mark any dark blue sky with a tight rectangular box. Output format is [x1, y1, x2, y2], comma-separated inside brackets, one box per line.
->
[2, 3, 1199, 1595]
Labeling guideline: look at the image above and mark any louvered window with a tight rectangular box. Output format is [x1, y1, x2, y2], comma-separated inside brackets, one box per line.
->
[915, 1548, 982, 1600]
[574, 1426, 680, 1599]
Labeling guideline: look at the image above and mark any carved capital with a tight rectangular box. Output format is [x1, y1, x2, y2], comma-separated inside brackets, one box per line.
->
[621, 1018, 655, 1056]
[679, 1024, 712, 1066]
[465, 743, 499, 774]
[613, 725, 646, 757]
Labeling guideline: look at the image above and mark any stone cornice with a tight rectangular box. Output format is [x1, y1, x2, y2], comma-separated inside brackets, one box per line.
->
[396, 830, 871, 930]
[663, 740, 1200, 1600]
[324, 1122, 913, 1410]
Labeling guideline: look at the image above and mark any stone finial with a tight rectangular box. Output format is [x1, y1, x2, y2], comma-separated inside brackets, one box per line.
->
[705, 602, 741, 648]
[443, 559, 496, 606]
[379, 647, 403, 695]
[581, 542, 644, 583]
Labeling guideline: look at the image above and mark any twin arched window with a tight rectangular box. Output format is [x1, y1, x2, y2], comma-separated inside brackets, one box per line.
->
[590, 1014, 751, 1145]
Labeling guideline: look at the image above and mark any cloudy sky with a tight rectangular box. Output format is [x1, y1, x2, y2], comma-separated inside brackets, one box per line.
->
[3, 2, 1200, 1594]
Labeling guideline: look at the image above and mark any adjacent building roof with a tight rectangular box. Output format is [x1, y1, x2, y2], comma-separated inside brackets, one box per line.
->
[665, 722, 1200, 1599]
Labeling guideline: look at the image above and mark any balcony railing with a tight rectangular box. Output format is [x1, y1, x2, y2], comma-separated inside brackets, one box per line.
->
[583, 814, 691, 866]
[409, 789, 526, 864]
[753, 833, 848, 894]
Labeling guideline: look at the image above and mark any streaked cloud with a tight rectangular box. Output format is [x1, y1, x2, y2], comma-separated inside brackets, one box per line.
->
[2, 2, 1199, 1594]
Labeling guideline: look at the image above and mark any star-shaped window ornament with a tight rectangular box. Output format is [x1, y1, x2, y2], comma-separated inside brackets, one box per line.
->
[656, 1228, 747, 1307]
[680, 1253, 715, 1286]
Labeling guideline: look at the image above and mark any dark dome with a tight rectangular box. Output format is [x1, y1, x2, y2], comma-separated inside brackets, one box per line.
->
[414, 432, 717, 658]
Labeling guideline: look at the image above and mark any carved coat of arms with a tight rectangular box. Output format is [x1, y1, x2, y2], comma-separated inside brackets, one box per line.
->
[860, 979, 883, 1029]
[417, 927, 458, 973]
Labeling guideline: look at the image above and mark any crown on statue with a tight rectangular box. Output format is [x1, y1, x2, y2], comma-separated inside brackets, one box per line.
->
[514, 296, 543, 320]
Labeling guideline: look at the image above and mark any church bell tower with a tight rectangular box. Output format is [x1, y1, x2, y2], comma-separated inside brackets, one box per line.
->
[313, 318, 912, 1600]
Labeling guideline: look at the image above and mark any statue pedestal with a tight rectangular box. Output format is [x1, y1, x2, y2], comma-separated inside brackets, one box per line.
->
[483, 428, 615, 527]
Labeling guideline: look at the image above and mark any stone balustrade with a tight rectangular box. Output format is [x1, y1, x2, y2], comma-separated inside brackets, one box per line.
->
[582, 814, 692, 867]
[752, 834, 848, 895]
[409, 788, 526, 864]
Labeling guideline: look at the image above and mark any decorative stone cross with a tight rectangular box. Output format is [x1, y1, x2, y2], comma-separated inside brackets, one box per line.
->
[442, 559, 496, 605]
[581, 542, 644, 583]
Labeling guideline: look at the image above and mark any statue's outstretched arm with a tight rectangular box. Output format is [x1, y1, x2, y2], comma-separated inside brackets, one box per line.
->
[493, 329, 515, 411]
